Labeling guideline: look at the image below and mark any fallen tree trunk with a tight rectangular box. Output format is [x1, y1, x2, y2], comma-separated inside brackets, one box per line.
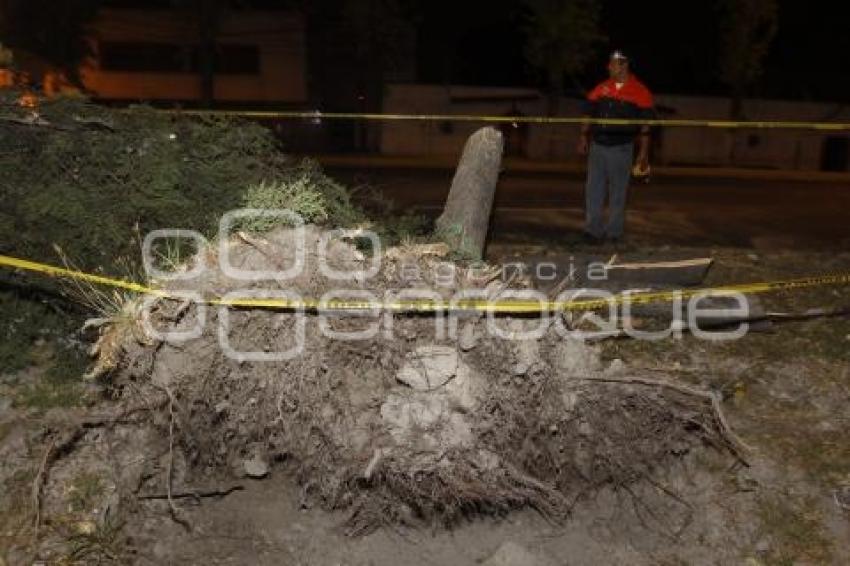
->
[435, 126, 504, 259]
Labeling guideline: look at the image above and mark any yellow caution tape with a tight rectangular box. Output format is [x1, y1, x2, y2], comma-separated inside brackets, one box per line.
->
[0, 255, 169, 297]
[2, 254, 849, 314]
[4, 110, 847, 132]
[174, 109, 850, 131]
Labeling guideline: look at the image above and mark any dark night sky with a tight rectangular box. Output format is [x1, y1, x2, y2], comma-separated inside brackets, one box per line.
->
[414, 0, 850, 103]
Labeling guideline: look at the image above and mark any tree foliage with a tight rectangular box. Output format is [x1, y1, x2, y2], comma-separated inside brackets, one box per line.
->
[716, 0, 778, 115]
[0, 92, 360, 275]
[523, 0, 605, 110]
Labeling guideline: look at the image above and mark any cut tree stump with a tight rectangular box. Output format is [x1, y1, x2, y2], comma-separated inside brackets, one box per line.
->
[435, 126, 504, 259]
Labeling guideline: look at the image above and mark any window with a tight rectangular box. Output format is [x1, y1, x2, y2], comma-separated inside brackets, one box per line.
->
[99, 42, 260, 75]
[216, 45, 260, 74]
[100, 42, 193, 73]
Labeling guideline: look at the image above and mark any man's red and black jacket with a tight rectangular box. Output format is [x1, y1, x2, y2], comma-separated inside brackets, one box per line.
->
[582, 75, 655, 146]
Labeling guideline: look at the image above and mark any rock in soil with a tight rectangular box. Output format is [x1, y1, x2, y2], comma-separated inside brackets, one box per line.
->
[243, 455, 270, 479]
[482, 541, 554, 566]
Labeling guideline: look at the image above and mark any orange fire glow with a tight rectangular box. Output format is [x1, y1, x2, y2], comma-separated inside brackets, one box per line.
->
[18, 91, 38, 109]
[0, 69, 14, 88]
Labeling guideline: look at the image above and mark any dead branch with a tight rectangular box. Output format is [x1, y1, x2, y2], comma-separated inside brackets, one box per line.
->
[642, 474, 694, 538]
[138, 484, 244, 502]
[0, 114, 57, 128]
[548, 272, 576, 300]
[363, 448, 385, 481]
[162, 385, 192, 531]
[236, 231, 282, 264]
[31, 437, 55, 541]
[72, 397, 169, 430]
[28, 396, 168, 546]
[73, 116, 116, 131]
[577, 375, 752, 465]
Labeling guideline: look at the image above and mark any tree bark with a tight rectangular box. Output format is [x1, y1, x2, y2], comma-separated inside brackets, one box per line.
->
[435, 127, 504, 259]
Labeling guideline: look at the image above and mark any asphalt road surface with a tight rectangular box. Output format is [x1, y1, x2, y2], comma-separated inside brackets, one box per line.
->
[329, 166, 850, 250]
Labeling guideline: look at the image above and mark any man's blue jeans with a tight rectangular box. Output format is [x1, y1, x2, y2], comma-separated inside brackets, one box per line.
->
[585, 141, 634, 239]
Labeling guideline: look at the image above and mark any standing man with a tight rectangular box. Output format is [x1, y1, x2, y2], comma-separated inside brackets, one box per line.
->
[578, 50, 654, 243]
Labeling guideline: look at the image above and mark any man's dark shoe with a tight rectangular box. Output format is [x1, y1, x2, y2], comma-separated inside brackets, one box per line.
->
[606, 236, 630, 250]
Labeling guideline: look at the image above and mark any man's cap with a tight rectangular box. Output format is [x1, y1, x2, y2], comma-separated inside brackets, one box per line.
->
[610, 50, 629, 61]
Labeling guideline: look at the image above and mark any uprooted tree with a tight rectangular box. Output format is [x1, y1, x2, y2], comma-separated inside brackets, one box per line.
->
[78, 222, 748, 535]
[11, 97, 748, 545]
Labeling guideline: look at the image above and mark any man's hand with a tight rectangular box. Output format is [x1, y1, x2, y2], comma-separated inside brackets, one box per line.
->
[577, 134, 590, 156]
[632, 148, 651, 181]
[635, 149, 650, 170]
[635, 131, 651, 169]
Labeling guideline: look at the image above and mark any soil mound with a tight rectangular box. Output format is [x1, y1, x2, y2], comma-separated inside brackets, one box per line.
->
[101, 226, 737, 534]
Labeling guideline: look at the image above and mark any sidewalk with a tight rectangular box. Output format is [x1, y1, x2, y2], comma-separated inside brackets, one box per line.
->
[314, 154, 850, 183]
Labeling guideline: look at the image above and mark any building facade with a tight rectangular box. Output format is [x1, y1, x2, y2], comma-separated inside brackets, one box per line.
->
[81, 5, 307, 105]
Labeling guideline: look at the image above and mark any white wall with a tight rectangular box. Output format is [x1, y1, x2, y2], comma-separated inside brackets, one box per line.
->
[381, 84, 850, 171]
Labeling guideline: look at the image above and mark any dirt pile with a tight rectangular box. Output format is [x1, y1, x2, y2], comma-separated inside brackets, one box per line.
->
[97, 225, 740, 534]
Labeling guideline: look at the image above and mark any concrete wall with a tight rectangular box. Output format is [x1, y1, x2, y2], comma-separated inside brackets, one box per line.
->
[653, 95, 850, 170]
[381, 84, 850, 171]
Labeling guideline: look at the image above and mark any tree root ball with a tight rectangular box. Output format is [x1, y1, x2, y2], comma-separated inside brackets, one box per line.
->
[102, 226, 736, 535]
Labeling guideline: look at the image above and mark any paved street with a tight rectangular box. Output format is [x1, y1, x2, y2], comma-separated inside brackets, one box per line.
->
[326, 163, 850, 249]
